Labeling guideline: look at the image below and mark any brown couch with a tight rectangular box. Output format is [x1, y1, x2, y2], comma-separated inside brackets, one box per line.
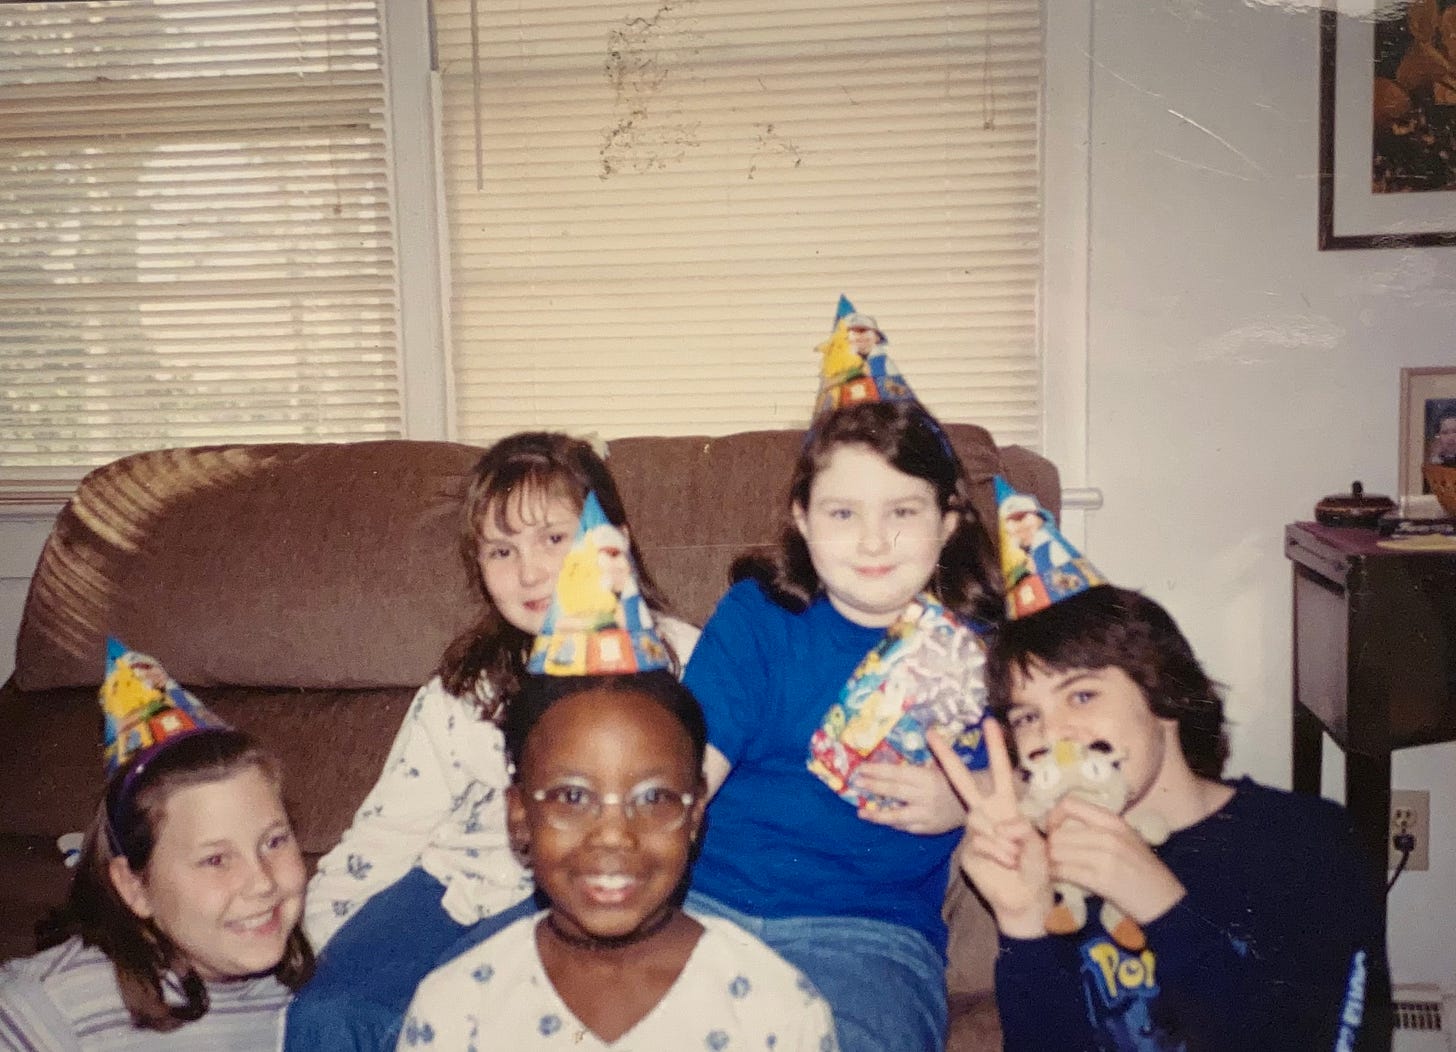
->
[0, 426, 1060, 1050]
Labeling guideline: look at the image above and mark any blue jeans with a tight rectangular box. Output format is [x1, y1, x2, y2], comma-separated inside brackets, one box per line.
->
[685, 891, 948, 1052]
[284, 867, 538, 1051]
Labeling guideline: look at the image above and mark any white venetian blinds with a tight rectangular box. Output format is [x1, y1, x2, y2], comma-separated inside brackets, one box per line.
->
[0, 0, 399, 478]
[434, 0, 1042, 446]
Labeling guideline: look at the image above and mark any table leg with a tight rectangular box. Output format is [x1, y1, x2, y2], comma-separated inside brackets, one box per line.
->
[1291, 702, 1324, 796]
[1345, 747, 1391, 932]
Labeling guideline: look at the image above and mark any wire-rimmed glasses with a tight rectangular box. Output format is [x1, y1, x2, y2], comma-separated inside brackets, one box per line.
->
[527, 782, 696, 833]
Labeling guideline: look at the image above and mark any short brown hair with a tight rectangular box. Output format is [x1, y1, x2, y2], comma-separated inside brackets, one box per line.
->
[985, 585, 1229, 778]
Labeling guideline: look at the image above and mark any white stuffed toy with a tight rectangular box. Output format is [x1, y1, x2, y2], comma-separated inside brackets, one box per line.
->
[1018, 738, 1168, 950]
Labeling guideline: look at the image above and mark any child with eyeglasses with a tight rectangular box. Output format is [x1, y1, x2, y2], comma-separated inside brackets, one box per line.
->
[396, 671, 838, 1050]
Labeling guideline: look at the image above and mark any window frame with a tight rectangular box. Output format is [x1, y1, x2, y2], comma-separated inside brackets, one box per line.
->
[1039, 0, 1094, 528]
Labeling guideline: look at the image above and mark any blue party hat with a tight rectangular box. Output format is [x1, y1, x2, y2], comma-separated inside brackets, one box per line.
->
[994, 476, 1106, 619]
[812, 295, 919, 417]
[101, 638, 228, 776]
[526, 491, 670, 676]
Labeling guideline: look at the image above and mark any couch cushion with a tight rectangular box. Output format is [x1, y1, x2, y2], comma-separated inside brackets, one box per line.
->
[607, 431, 802, 628]
[0, 836, 70, 962]
[14, 442, 489, 691]
[15, 434, 1057, 687]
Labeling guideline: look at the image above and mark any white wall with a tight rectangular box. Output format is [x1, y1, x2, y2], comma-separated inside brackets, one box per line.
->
[1083, 0, 1456, 988]
[0, 515, 54, 684]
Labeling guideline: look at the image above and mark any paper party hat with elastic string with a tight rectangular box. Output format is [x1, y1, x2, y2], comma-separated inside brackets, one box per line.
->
[526, 491, 671, 676]
[101, 637, 229, 776]
[812, 294, 920, 418]
[994, 476, 1106, 619]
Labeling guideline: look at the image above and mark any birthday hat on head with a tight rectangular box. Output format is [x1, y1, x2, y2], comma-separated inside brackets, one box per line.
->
[527, 491, 671, 676]
[812, 294, 919, 418]
[101, 638, 228, 776]
[994, 476, 1106, 620]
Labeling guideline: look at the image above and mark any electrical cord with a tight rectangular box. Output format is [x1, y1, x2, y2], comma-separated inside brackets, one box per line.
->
[1387, 831, 1415, 893]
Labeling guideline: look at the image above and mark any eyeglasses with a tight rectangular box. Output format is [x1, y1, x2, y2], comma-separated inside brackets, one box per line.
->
[527, 783, 697, 833]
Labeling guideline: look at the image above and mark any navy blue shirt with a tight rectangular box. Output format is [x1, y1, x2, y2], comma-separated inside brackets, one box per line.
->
[994, 778, 1392, 1051]
[684, 580, 964, 956]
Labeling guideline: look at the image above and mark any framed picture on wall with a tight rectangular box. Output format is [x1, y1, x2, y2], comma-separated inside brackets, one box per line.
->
[1399, 367, 1456, 497]
[1318, 4, 1456, 249]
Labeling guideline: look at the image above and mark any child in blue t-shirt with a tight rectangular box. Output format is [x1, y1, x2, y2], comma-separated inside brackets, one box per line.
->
[684, 396, 1003, 1052]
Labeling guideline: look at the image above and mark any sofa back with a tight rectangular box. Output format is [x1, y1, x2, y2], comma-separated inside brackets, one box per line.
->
[607, 428, 1059, 629]
[12, 428, 1058, 692]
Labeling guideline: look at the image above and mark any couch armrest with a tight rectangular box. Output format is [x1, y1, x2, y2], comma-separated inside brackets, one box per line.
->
[14, 441, 488, 691]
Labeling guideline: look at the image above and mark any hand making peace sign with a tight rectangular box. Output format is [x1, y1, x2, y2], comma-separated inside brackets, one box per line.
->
[927, 720, 1052, 940]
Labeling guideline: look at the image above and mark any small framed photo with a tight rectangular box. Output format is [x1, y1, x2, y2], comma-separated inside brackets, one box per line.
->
[1399, 367, 1456, 497]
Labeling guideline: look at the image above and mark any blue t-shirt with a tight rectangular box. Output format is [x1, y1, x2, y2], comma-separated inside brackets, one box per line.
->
[685, 579, 963, 956]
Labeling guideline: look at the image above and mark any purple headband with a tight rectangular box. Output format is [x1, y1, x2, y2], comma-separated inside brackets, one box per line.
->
[103, 726, 223, 861]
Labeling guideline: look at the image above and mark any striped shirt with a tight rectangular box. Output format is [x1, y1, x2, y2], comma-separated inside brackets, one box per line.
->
[0, 937, 290, 1051]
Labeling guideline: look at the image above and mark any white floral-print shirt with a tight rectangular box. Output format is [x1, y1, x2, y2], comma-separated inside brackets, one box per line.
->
[397, 913, 839, 1052]
[304, 617, 700, 950]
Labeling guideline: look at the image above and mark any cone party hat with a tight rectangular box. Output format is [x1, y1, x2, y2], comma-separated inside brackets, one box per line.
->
[101, 637, 229, 776]
[994, 476, 1106, 620]
[812, 294, 920, 418]
[526, 491, 671, 676]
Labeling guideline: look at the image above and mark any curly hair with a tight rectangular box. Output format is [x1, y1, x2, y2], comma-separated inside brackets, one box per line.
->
[503, 670, 707, 777]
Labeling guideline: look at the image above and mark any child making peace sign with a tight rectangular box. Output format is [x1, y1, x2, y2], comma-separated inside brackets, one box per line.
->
[929, 490, 1390, 1052]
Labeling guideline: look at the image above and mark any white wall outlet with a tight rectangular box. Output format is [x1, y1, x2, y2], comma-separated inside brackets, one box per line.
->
[1390, 789, 1431, 873]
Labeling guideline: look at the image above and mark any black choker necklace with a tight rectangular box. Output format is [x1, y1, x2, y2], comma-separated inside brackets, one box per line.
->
[543, 907, 676, 952]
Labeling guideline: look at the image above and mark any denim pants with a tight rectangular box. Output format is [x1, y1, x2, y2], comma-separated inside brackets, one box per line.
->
[284, 867, 538, 1051]
[685, 891, 948, 1052]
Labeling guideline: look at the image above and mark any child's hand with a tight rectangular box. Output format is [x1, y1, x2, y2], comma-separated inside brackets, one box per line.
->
[928, 722, 1052, 939]
[1044, 794, 1185, 925]
[853, 762, 967, 835]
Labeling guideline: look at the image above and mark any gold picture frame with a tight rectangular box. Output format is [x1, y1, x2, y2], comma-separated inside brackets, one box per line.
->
[1399, 367, 1456, 497]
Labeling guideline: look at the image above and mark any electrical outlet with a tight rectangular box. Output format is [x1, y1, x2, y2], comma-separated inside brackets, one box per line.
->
[1389, 789, 1430, 873]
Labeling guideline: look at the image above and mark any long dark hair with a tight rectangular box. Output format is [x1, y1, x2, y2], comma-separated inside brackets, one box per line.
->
[437, 432, 678, 719]
[732, 401, 1002, 625]
[38, 730, 314, 1031]
[985, 585, 1230, 778]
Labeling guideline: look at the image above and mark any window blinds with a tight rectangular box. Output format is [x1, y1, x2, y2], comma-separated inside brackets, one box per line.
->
[0, 0, 400, 478]
[434, 0, 1042, 447]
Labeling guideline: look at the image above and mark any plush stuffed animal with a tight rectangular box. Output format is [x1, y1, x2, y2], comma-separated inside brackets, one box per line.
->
[1018, 738, 1168, 951]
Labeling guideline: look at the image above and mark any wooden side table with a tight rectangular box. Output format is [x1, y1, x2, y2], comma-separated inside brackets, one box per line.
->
[1285, 522, 1456, 930]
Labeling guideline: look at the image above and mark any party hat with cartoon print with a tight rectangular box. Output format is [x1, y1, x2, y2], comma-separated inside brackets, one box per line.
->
[994, 476, 1106, 619]
[101, 637, 229, 776]
[812, 294, 920, 417]
[526, 491, 671, 676]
